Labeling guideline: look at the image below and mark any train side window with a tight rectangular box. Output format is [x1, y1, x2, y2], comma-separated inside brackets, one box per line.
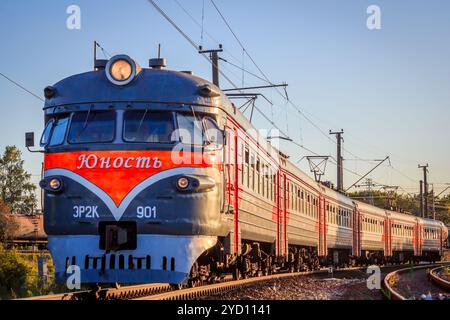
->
[40, 119, 54, 147]
[68, 111, 116, 144]
[49, 117, 69, 146]
[261, 165, 266, 198]
[244, 147, 249, 187]
[250, 154, 255, 190]
[175, 113, 204, 145]
[256, 159, 261, 194]
[203, 116, 224, 147]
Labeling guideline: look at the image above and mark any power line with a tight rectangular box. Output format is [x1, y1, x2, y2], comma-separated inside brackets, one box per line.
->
[209, 0, 274, 87]
[150, 0, 416, 192]
[147, 0, 240, 89]
[0, 72, 44, 102]
[208, 0, 372, 164]
[172, 0, 272, 88]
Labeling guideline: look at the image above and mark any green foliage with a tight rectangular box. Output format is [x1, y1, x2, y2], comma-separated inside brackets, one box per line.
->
[348, 190, 450, 224]
[0, 244, 29, 299]
[0, 146, 36, 214]
[0, 200, 18, 243]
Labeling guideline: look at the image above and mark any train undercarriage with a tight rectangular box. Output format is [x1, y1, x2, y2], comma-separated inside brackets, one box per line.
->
[187, 238, 444, 288]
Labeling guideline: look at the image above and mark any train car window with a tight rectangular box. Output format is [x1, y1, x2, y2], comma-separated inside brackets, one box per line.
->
[49, 117, 69, 146]
[244, 148, 249, 188]
[256, 159, 261, 194]
[176, 113, 205, 145]
[40, 119, 54, 147]
[203, 117, 223, 145]
[68, 111, 115, 144]
[250, 154, 255, 190]
[261, 168, 265, 198]
[124, 111, 175, 143]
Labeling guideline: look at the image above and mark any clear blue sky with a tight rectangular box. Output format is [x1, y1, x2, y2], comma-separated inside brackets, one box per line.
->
[1, 0, 450, 198]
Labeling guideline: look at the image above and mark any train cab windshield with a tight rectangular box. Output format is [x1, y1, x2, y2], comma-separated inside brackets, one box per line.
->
[40, 109, 223, 148]
[124, 111, 176, 143]
[68, 111, 115, 143]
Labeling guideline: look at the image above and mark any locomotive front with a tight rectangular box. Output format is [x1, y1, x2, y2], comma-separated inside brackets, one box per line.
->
[37, 55, 228, 285]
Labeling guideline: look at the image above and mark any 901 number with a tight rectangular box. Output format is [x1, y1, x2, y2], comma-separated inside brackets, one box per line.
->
[137, 206, 157, 219]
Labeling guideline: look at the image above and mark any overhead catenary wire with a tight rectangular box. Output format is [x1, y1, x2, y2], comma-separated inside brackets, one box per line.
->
[147, 0, 240, 89]
[172, 0, 244, 67]
[211, 1, 425, 190]
[151, 0, 390, 188]
[0, 72, 44, 102]
[209, 0, 275, 85]
[151, 0, 424, 192]
[208, 0, 373, 162]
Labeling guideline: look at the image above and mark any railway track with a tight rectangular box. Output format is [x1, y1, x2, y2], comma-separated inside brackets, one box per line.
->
[20, 283, 173, 300]
[429, 266, 450, 290]
[23, 263, 446, 301]
[383, 262, 450, 300]
[23, 267, 358, 301]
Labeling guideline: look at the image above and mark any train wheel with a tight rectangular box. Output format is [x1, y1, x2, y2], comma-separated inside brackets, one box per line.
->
[232, 268, 241, 281]
[170, 283, 183, 290]
[188, 278, 200, 288]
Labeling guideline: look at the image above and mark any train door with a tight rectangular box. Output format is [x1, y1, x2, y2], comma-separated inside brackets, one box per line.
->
[274, 171, 285, 257]
[276, 171, 281, 256]
[226, 124, 240, 254]
[414, 220, 420, 256]
[417, 223, 423, 256]
[280, 173, 287, 257]
[352, 206, 361, 257]
[318, 196, 327, 257]
[385, 217, 392, 257]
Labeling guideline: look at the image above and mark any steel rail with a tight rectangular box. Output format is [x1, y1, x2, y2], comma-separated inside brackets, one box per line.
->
[23, 263, 447, 301]
[135, 267, 372, 301]
[383, 262, 450, 300]
[429, 266, 450, 290]
[20, 283, 172, 301]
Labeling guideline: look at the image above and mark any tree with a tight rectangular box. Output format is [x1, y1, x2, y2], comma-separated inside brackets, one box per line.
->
[0, 200, 18, 243]
[348, 190, 450, 224]
[0, 146, 36, 214]
[0, 244, 29, 299]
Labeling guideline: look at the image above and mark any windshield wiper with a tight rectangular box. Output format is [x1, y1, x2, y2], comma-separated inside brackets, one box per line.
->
[135, 109, 149, 136]
[74, 106, 92, 141]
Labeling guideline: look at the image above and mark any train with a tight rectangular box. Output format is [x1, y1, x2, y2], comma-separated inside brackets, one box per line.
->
[29, 54, 448, 286]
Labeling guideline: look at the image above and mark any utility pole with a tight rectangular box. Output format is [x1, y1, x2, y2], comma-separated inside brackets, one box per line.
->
[356, 178, 375, 205]
[431, 184, 435, 220]
[419, 180, 424, 218]
[366, 178, 374, 205]
[418, 164, 429, 218]
[199, 45, 223, 87]
[329, 129, 344, 192]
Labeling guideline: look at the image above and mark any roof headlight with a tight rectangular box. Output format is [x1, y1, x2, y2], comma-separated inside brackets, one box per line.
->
[105, 55, 141, 86]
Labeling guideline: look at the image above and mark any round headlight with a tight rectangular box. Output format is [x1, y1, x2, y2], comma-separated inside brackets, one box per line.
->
[105, 55, 141, 86]
[177, 177, 190, 190]
[110, 59, 132, 81]
[49, 178, 62, 191]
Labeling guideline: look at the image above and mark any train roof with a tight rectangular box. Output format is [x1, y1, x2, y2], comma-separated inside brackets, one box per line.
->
[354, 200, 387, 218]
[45, 67, 230, 109]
